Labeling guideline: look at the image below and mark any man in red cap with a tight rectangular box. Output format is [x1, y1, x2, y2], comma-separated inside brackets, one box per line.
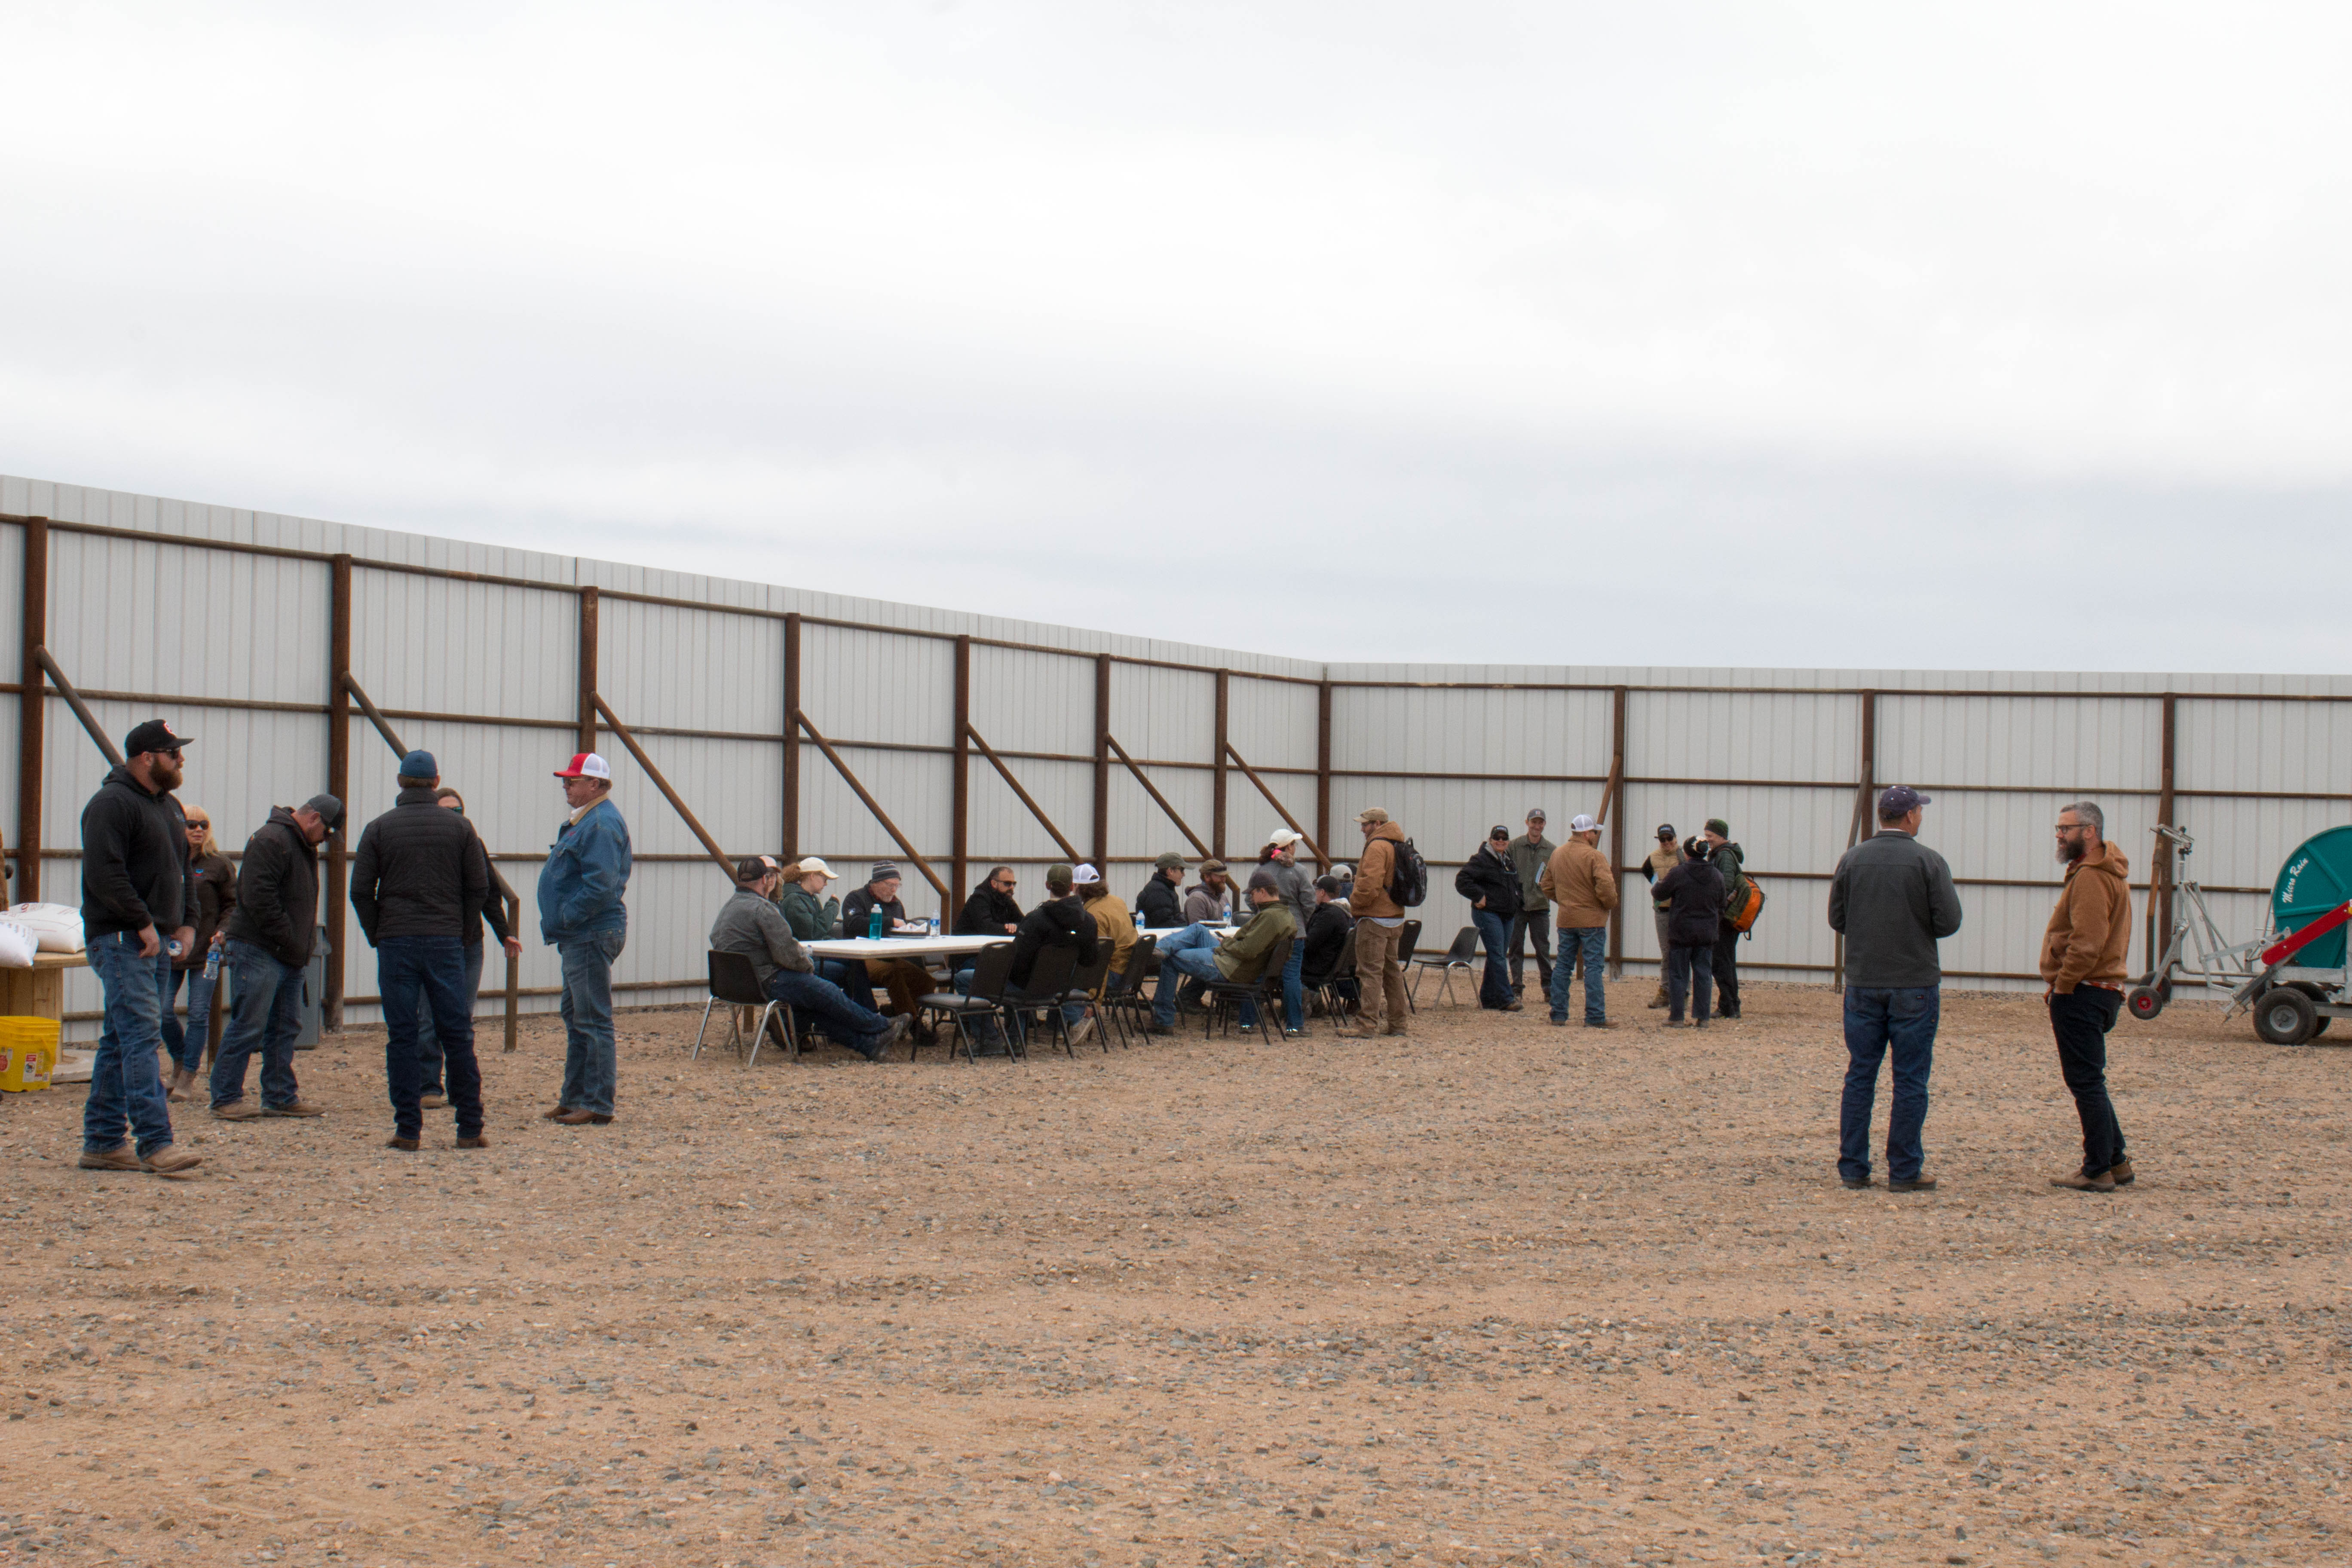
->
[536, 752, 632, 1126]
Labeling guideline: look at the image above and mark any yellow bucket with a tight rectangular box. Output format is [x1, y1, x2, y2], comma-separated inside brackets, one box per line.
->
[0, 1016, 59, 1092]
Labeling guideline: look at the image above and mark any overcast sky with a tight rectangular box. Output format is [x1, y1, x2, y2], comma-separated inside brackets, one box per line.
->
[3, 3, 2346, 672]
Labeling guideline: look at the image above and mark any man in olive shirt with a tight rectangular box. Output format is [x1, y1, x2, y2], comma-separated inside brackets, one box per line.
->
[1146, 869, 1296, 1034]
[1506, 809, 1555, 998]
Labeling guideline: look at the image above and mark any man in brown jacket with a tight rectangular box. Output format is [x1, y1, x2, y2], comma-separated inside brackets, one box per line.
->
[1539, 812, 1620, 1028]
[1344, 808, 1413, 1038]
[2042, 801, 2135, 1192]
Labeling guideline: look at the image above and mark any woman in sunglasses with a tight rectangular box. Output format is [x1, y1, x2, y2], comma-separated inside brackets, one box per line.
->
[161, 806, 236, 1101]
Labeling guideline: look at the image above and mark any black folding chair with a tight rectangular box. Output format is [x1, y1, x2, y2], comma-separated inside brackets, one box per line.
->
[1409, 925, 1481, 1008]
[1304, 925, 1359, 1021]
[1015, 945, 1083, 1059]
[1054, 946, 1116, 1054]
[1394, 918, 1424, 1013]
[1097, 934, 1158, 1047]
[693, 950, 796, 1066]
[917, 941, 1014, 1063]
[1201, 933, 1293, 1045]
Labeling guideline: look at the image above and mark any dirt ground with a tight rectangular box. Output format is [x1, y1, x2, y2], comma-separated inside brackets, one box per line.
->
[2, 974, 2348, 1568]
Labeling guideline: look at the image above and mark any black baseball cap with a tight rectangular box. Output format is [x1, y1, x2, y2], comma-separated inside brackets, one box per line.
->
[1655, 822, 1675, 840]
[1488, 824, 1510, 840]
[1877, 784, 1933, 816]
[124, 719, 192, 756]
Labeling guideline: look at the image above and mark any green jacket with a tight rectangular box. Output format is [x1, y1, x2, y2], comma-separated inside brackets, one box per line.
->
[1508, 834, 1555, 910]
[777, 883, 839, 941]
[1215, 902, 1298, 983]
[1711, 841, 1747, 909]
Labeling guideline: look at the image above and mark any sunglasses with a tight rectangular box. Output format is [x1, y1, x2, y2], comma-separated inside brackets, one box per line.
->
[184, 820, 208, 829]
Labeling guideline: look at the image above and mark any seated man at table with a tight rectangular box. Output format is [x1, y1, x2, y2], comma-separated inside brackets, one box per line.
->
[1072, 863, 1133, 992]
[711, 858, 910, 1062]
[1146, 868, 1296, 1035]
[954, 863, 1099, 1052]
[778, 856, 863, 987]
[840, 862, 932, 1023]
[1302, 873, 1360, 1013]
[953, 865, 1023, 974]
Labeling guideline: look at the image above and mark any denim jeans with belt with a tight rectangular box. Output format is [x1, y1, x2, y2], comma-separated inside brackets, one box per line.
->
[82, 931, 177, 1158]
[1547, 926, 1609, 1023]
[380, 935, 482, 1140]
[1840, 985, 1939, 1184]
[209, 938, 306, 1111]
[558, 929, 625, 1118]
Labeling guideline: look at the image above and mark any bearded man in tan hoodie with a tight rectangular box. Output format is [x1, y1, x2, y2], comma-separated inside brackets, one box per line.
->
[2043, 801, 2136, 1193]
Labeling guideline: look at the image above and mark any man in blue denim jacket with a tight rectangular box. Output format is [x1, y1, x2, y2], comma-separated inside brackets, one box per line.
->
[536, 752, 632, 1126]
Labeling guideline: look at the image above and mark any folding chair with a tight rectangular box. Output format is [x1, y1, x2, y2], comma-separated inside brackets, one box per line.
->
[1395, 918, 1424, 1013]
[692, 950, 796, 1065]
[917, 941, 1014, 1063]
[1304, 925, 1358, 1022]
[1201, 933, 1293, 1045]
[1015, 945, 1083, 1059]
[1054, 946, 1116, 1054]
[1408, 925, 1480, 1008]
[1099, 933, 1158, 1047]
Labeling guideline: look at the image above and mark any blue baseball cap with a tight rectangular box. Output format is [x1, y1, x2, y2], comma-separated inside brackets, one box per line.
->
[1877, 784, 1932, 816]
[399, 749, 439, 779]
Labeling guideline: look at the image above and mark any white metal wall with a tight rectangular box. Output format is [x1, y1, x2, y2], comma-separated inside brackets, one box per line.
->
[7, 471, 2350, 1037]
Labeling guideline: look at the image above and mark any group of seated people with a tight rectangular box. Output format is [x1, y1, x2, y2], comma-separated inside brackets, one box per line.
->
[704, 842, 1367, 1060]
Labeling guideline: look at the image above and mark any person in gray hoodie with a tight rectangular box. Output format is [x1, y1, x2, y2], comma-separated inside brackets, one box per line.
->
[1826, 785, 1963, 1193]
[711, 858, 911, 1062]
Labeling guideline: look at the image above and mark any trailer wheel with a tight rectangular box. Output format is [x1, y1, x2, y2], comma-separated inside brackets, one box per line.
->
[2254, 985, 2318, 1046]
[2126, 986, 2164, 1021]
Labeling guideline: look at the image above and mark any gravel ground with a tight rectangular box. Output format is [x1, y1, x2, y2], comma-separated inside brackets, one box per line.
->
[1, 976, 2347, 1568]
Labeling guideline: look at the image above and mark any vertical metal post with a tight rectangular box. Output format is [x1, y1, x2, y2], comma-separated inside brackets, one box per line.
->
[782, 612, 802, 863]
[1607, 685, 1627, 977]
[1091, 653, 1111, 873]
[325, 554, 351, 1031]
[1212, 670, 1229, 859]
[15, 517, 44, 906]
[576, 585, 599, 756]
[2154, 693, 2177, 970]
[1315, 680, 1333, 870]
[951, 633, 970, 901]
[1857, 690, 1878, 841]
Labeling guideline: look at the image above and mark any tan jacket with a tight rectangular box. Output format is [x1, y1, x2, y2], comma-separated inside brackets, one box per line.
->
[1349, 822, 1407, 919]
[1540, 838, 1619, 929]
[1644, 842, 1683, 909]
[1081, 889, 1136, 982]
[2040, 842, 2133, 992]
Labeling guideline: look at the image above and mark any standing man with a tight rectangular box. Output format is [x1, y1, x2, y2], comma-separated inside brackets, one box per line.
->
[1260, 830, 1318, 1035]
[1507, 810, 1555, 999]
[2042, 802, 2136, 1193]
[412, 787, 524, 1111]
[75, 720, 205, 1177]
[1703, 818, 1748, 1020]
[351, 751, 490, 1152]
[211, 793, 339, 1122]
[538, 751, 632, 1127]
[1639, 824, 1684, 1009]
[1539, 813, 1619, 1029]
[1135, 852, 1187, 929]
[1455, 826, 1525, 1012]
[1826, 785, 1963, 1193]
[1343, 808, 1413, 1039]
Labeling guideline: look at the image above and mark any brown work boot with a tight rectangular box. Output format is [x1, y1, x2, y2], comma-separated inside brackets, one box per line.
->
[539, 1104, 573, 1121]
[211, 1100, 263, 1121]
[1647, 985, 1670, 1010]
[166, 1067, 198, 1102]
[385, 1136, 420, 1152]
[140, 1144, 203, 1176]
[77, 1144, 143, 1172]
[2108, 1157, 2136, 1186]
[418, 1093, 449, 1109]
[455, 1134, 490, 1149]
[262, 1101, 326, 1118]
[2051, 1169, 2118, 1192]
[552, 1109, 609, 1126]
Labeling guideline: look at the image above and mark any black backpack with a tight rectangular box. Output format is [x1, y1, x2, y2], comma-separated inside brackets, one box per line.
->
[1387, 838, 1429, 908]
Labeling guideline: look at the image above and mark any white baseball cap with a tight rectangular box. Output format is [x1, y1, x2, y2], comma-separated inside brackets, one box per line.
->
[1072, 863, 1102, 885]
[1267, 828, 1305, 848]
[554, 751, 612, 781]
[794, 856, 841, 881]
[1569, 813, 1600, 834]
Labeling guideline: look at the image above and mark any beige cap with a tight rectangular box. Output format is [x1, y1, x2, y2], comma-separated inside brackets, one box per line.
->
[1356, 807, 1390, 825]
[1267, 828, 1305, 848]
[795, 856, 841, 881]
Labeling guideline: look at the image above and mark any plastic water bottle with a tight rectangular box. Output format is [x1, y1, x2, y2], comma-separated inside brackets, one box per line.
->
[166, 939, 183, 959]
[867, 906, 885, 939]
[928, 916, 940, 936]
[203, 946, 222, 983]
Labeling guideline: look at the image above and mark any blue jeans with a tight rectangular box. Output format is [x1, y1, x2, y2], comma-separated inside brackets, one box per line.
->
[380, 935, 481, 1139]
[766, 968, 888, 1052]
[557, 929, 625, 1118]
[1471, 908, 1513, 1008]
[413, 938, 487, 1094]
[1152, 925, 1253, 1027]
[82, 931, 176, 1158]
[1280, 938, 1307, 1032]
[1547, 925, 1608, 1023]
[160, 964, 218, 1074]
[1840, 986, 1939, 1184]
[1664, 943, 1715, 1023]
[210, 939, 306, 1111]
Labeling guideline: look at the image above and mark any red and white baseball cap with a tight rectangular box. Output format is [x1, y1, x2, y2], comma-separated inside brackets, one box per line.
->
[554, 751, 612, 781]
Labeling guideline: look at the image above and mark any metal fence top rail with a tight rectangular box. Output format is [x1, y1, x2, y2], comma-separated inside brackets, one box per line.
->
[6, 502, 2352, 701]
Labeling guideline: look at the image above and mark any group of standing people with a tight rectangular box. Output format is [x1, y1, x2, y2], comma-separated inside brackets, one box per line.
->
[76, 720, 636, 1176]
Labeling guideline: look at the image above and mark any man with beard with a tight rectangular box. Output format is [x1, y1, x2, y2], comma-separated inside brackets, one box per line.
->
[212, 793, 340, 1121]
[75, 720, 205, 1176]
[2041, 802, 2136, 1193]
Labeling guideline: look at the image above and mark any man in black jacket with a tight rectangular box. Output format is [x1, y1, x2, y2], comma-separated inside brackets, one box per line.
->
[77, 719, 205, 1177]
[956, 865, 1100, 1053]
[1301, 874, 1359, 1013]
[350, 750, 490, 1152]
[1135, 852, 1187, 929]
[211, 792, 340, 1120]
[1454, 826, 1525, 1011]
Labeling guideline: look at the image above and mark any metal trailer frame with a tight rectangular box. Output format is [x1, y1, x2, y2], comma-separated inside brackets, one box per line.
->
[2134, 825, 2352, 1045]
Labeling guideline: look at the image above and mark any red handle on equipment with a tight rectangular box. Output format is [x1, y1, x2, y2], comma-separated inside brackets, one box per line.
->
[2261, 900, 2352, 967]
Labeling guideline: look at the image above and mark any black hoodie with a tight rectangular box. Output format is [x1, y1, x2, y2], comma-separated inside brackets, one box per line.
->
[79, 763, 197, 943]
[222, 807, 322, 968]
